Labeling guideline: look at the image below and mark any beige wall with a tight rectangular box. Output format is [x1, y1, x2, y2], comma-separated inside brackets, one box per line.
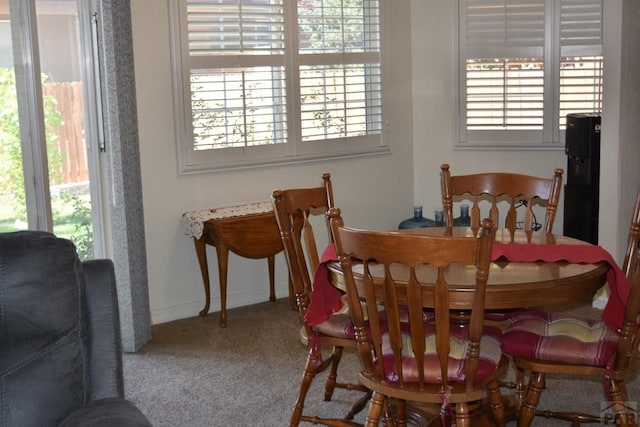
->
[131, 1, 415, 323]
[409, 1, 635, 250]
[411, 1, 565, 233]
[132, 0, 637, 324]
[410, 0, 637, 308]
[615, 0, 640, 257]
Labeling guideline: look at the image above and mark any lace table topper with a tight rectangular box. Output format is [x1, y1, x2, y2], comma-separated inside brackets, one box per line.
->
[182, 201, 274, 239]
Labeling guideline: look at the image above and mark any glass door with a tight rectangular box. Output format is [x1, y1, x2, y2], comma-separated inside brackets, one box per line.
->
[0, 0, 105, 259]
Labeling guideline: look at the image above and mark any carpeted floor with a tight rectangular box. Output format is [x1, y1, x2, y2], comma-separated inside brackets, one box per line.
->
[122, 299, 639, 426]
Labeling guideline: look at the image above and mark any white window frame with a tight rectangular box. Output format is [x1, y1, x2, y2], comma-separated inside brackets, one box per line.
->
[3, 0, 107, 257]
[456, 0, 603, 149]
[169, 0, 390, 174]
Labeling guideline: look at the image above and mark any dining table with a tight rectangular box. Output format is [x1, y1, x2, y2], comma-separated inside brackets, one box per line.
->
[304, 226, 629, 426]
[308, 227, 626, 328]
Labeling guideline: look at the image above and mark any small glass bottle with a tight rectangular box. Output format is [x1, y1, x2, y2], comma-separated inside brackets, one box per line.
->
[453, 204, 471, 226]
[399, 205, 436, 229]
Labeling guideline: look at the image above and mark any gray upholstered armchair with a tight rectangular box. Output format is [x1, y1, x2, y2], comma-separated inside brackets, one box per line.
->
[0, 231, 152, 426]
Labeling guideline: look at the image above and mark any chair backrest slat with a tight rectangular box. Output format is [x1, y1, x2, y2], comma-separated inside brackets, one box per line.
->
[616, 192, 640, 369]
[272, 173, 333, 322]
[440, 163, 563, 233]
[330, 208, 495, 392]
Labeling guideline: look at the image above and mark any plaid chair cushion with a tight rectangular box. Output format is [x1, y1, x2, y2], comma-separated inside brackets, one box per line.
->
[484, 310, 518, 321]
[314, 301, 435, 340]
[314, 313, 355, 339]
[376, 323, 504, 383]
[502, 311, 619, 367]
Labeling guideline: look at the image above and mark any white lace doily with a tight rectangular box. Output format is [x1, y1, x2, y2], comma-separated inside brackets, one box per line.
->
[182, 201, 274, 239]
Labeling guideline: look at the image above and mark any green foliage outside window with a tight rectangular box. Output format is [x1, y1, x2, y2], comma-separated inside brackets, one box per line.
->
[0, 67, 93, 260]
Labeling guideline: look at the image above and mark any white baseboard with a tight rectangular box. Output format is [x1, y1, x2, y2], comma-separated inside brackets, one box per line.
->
[150, 286, 288, 325]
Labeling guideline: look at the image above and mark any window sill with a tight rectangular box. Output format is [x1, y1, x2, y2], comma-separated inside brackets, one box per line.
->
[178, 145, 392, 175]
[454, 142, 565, 151]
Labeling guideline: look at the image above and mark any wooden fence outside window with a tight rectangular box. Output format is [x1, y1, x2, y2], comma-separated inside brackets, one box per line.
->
[43, 81, 89, 186]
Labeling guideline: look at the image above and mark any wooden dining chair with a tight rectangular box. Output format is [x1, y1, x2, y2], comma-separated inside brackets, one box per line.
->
[440, 163, 564, 233]
[272, 173, 369, 427]
[501, 191, 640, 426]
[329, 209, 509, 427]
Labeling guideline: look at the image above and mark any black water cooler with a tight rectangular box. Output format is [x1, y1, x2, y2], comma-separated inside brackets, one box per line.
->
[563, 113, 601, 244]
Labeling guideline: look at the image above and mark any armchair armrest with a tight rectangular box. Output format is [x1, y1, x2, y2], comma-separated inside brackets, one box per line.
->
[59, 397, 152, 427]
[83, 259, 124, 400]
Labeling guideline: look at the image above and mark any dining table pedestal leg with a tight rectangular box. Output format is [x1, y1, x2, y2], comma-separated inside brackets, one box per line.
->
[396, 395, 516, 427]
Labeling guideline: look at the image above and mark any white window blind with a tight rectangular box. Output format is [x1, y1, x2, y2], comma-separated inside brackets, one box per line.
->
[187, 1, 287, 151]
[170, 0, 386, 173]
[558, 0, 603, 127]
[464, 0, 545, 58]
[458, 0, 602, 147]
[297, 2, 382, 141]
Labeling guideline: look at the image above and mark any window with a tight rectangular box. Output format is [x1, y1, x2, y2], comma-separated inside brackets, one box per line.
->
[458, 0, 603, 148]
[1, 0, 106, 259]
[169, 0, 387, 173]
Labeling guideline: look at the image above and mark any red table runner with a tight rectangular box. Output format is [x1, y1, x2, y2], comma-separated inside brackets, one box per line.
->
[305, 242, 629, 331]
[304, 243, 343, 326]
